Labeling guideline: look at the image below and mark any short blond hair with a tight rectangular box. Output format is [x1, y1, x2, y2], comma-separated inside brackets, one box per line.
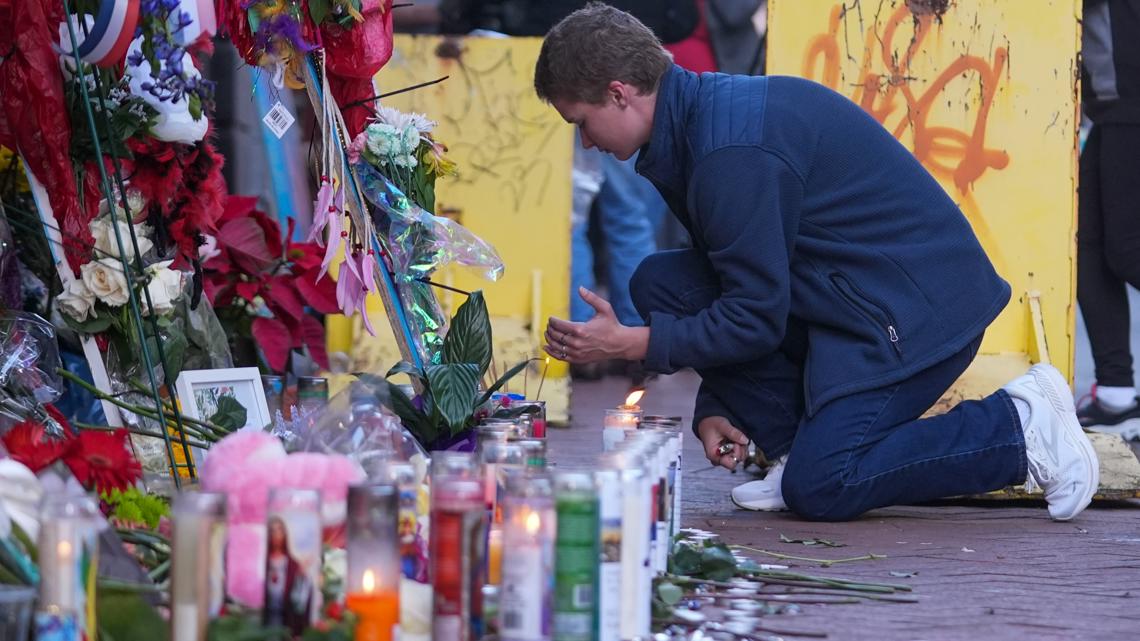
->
[534, 2, 673, 105]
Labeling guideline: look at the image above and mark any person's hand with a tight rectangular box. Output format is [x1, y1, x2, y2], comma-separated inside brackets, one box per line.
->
[697, 416, 749, 471]
[544, 287, 647, 363]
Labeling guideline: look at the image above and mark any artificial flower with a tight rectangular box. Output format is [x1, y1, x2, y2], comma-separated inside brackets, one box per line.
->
[90, 217, 154, 261]
[56, 277, 97, 322]
[63, 429, 143, 495]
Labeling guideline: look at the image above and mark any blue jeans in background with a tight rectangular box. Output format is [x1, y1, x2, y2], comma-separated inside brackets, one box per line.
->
[571, 150, 657, 326]
[630, 249, 1028, 521]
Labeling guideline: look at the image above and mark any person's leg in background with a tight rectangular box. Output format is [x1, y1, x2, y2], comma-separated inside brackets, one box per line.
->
[597, 154, 657, 326]
[1077, 124, 1140, 439]
[596, 154, 658, 382]
[569, 143, 605, 379]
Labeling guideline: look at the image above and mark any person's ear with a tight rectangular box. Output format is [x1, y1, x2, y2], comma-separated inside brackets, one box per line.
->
[607, 80, 630, 108]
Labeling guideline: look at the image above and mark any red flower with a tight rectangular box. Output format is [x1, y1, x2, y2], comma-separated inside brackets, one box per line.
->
[2, 416, 69, 473]
[63, 429, 142, 495]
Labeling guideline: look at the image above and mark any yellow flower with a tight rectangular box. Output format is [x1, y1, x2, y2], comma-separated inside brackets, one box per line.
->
[0, 147, 29, 193]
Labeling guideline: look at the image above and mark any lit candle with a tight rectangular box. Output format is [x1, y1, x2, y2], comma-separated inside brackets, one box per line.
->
[430, 452, 488, 641]
[170, 492, 227, 641]
[35, 495, 100, 641]
[480, 441, 525, 588]
[345, 484, 401, 641]
[602, 390, 644, 451]
[499, 470, 555, 641]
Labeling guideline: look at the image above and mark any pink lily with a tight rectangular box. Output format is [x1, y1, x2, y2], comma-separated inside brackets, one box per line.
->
[336, 254, 364, 318]
[308, 178, 334, 244]
[318, 212, 344, 281]
[357, 250, 379, 336]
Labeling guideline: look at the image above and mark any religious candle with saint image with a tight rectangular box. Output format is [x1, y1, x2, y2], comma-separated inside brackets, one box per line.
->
[263, 489, 323, 637]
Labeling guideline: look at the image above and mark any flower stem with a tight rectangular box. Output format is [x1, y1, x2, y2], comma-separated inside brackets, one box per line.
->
[731, 544, 888, 567]
[57, 368, 226, 437]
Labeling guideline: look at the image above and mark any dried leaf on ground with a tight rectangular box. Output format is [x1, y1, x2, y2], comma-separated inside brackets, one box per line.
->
[780, 533, 846, 548]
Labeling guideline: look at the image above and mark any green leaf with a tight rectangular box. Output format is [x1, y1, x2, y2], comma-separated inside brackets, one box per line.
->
[700, 542, 739, 582]
[309, 0, 330, 25]
[208, 395, 248, 432]
[476, 359, 532, 407]
[207, 612, 286, 641]
[668, 542, 703, 577]
[97, 586, 170, 641]
[657, 582, 683, 606]
[426, 363, 480, 433]
[442, 291, 492, 375]
[385, 360, 425, 383]
[61, 311, 114, 334]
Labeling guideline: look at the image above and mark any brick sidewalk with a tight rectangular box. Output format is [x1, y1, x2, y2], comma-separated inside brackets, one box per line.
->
[549, 371, 1140, 641]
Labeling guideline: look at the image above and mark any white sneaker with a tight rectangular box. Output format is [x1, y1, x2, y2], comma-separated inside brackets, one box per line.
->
[1003, 364, 1099, 521]
[731, 456, 788, 511]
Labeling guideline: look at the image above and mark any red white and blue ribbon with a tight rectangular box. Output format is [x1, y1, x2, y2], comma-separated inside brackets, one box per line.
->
[62, 0, 140, 68]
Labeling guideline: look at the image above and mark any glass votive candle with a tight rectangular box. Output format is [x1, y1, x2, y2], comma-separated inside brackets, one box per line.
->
[346, 484, 401, 641]
[170, 492, 227, 641]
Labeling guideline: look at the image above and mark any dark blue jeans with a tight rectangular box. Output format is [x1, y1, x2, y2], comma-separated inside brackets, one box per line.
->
[630, 249, 1028, 521]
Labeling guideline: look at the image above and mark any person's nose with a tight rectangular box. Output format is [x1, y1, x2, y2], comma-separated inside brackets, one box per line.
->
[579, 128, 595, 150]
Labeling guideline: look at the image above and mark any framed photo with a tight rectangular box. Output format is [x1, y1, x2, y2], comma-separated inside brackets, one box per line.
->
[175, 368, 272, 464]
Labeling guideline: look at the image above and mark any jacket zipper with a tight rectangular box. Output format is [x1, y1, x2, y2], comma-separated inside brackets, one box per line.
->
[830, 274, 903, 356]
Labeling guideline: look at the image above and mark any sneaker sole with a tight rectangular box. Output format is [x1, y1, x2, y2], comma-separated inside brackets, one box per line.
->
[1032, 365, 1100, 521]
[1085, 417, 1140, 442]
[730, 492, 788, 512]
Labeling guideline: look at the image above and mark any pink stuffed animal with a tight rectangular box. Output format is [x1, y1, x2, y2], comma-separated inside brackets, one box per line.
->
[200, 431, 365, 607]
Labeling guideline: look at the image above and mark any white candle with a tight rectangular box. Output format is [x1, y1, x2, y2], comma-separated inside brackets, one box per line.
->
[171, 492, 227, 641]
[593, 469, 622, 641]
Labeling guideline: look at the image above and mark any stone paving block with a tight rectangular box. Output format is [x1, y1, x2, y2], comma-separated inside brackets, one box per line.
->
[551, 371, 1140, 640]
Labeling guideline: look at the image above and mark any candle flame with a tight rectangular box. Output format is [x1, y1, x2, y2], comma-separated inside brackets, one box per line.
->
[362, 569, 376, 593]
[624, 388, 645, 407]
[57, 540, 72, 559]
[525, 510, 541, 535]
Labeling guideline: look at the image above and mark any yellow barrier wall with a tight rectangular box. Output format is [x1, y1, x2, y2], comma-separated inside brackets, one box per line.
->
[769, 0, 1081, 390]
[343, 35, 575, 421]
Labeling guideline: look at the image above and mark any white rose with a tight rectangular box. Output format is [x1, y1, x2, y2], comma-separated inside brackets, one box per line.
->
[81, 258, 131, 307]
[56, 278, 97, 322]
[90, 218, 153, 260]
[143, 262, 183, 316]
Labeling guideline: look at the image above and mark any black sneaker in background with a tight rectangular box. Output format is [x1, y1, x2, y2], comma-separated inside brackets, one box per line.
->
[1076, 397, 1140, 441]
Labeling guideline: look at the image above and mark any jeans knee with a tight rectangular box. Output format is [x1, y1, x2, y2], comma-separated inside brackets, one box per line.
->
[629, 255, 664, 320]
[781, 464, 861, 522]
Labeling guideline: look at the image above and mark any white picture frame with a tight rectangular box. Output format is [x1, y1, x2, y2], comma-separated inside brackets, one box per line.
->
[175, 367, 271, 466]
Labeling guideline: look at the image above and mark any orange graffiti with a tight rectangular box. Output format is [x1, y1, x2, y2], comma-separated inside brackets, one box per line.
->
[803, 3, 1010, 195]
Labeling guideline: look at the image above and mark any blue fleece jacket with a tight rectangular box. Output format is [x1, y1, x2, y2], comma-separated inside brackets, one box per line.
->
[635, 65, 1011, 417]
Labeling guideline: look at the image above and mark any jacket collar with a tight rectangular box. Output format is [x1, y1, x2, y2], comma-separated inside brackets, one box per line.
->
[635, 64, 699, 190]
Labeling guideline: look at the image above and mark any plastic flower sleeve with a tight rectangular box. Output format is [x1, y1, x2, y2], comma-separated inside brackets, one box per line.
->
[287, 381, 428, 471]
[0, 313, 65, 436]
[356, 161, 504, 364]
[356, 161, 505, 282]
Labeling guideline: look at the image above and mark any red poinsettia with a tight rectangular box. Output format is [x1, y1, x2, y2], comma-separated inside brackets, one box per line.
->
[203, 195, 339, 372]
[2, 405, 142, 494]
